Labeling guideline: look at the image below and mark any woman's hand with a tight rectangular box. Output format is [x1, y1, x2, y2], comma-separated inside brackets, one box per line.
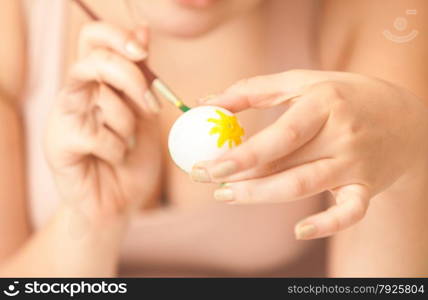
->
[191, 70, 428, 240]
[45, 22, 162, 221]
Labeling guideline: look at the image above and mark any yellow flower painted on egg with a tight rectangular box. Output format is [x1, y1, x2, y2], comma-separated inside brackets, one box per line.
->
[207, 110, 244, 148]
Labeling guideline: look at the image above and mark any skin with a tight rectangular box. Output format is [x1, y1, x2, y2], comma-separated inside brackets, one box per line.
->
[195, 71, 428, 238]
[193, 0, 428, 276]
[0, 0, 29, 264]
[0, 0, 427, 277]
[1, 0, 323, 276]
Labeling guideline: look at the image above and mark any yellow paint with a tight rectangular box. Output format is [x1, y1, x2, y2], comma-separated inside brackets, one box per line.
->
[207, 110, 244, 148]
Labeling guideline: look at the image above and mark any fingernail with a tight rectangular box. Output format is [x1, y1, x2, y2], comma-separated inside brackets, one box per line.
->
[125, 41, 147, 60]
[295, 223, 317, 240]
[214, 187, 235, 202]
[144, 90, 161, 114]
[190, 167, 211, 183]
[209, 161, 237, 179]
[127, 136, 136, 149]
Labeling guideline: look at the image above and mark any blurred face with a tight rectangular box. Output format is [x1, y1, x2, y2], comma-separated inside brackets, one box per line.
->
[128, 0, 264, 38]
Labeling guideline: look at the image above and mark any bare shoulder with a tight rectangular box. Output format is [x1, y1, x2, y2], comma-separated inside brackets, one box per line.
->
[319, 0, 428, 96]
[0, 0, 26, 103]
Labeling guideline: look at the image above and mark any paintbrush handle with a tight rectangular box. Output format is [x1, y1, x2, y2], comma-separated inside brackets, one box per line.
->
[136, 61, 157, 85]
[72, 0, 98, 20]
[72, 0, 157, 84]
[71, 0, 190, 112]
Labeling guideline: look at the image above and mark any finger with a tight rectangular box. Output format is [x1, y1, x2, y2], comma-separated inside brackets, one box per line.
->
[202, 69, 341, 113]
[294, 184, 371, 240]
[89, 126, 127, 165]
[68, 49, 158, 114]
[69, 117, 127, 166]
[212, 158, 342, 204]
[191, 95, 329, 183]
[79, 21, 148, 61]
[96, 85, 136, 145]
[223, 149, 316, 182]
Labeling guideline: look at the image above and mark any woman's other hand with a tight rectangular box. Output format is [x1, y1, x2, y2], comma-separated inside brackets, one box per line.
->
[45, 22, 162, 222]
[192, 70, 428, 240]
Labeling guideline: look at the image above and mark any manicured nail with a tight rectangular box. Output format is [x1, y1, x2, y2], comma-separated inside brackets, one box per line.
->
[144, 90, 161, 114]
[209, 161, 237, 179]
[125, 41, 147, 60]
[214, 187, 235, 202]
[295, 223, 317, 240]
[190, 167, 211, 183]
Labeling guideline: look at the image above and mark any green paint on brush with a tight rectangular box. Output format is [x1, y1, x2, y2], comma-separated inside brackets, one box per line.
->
[179, 104, 191, 112]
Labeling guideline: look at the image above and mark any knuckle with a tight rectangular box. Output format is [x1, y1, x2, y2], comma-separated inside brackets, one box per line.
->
[229, 78, 251, 93]
[92, 48, 117, 64]
[94, 130, 126, 163]
[312, 82, 344, 105]
[311, 161, 330, 186]
[83, 114, 100, 138]
[94, 49, 139, 78]
[68, 61, 85, 79]
[283, 124, 300, 143]
[243, 186, 257, 203]
[283, 69, 308, 85]
[120, 114, 136, 137]
[235, 184, 254, 204]
[338, 129, 356, 150]
[242, 143, 260, 168]
[79, 22, 103, 44]
[332, 213, 342, 232]
[342, 124, 363, 146]
[110, 140, 126, 162]
[80, 21, 111, 37]
[327, 206, 342, 232]
[288, 175, 308, 197]
[265, 159, 283, 174]
[350, 199, 368, 221]
[338, 122, 364, 152]
[242, 183, 269, 204]
[227, 76, 261, 93]
[79, 23, 94, 41]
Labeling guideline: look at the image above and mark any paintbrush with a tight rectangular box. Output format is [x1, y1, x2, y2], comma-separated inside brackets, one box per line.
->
[72, 0, 190, 112]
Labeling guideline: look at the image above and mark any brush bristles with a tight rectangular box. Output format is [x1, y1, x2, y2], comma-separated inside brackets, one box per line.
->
[152, 79, 190, 112]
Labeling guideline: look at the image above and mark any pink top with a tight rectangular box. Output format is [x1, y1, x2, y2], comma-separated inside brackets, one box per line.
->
[23, 0, 68, 228]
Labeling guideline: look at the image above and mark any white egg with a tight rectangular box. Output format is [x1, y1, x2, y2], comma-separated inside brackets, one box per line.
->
[168, 105, 245, 173]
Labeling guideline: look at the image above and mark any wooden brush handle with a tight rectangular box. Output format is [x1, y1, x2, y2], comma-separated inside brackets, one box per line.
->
[72, 0, 158, 84]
